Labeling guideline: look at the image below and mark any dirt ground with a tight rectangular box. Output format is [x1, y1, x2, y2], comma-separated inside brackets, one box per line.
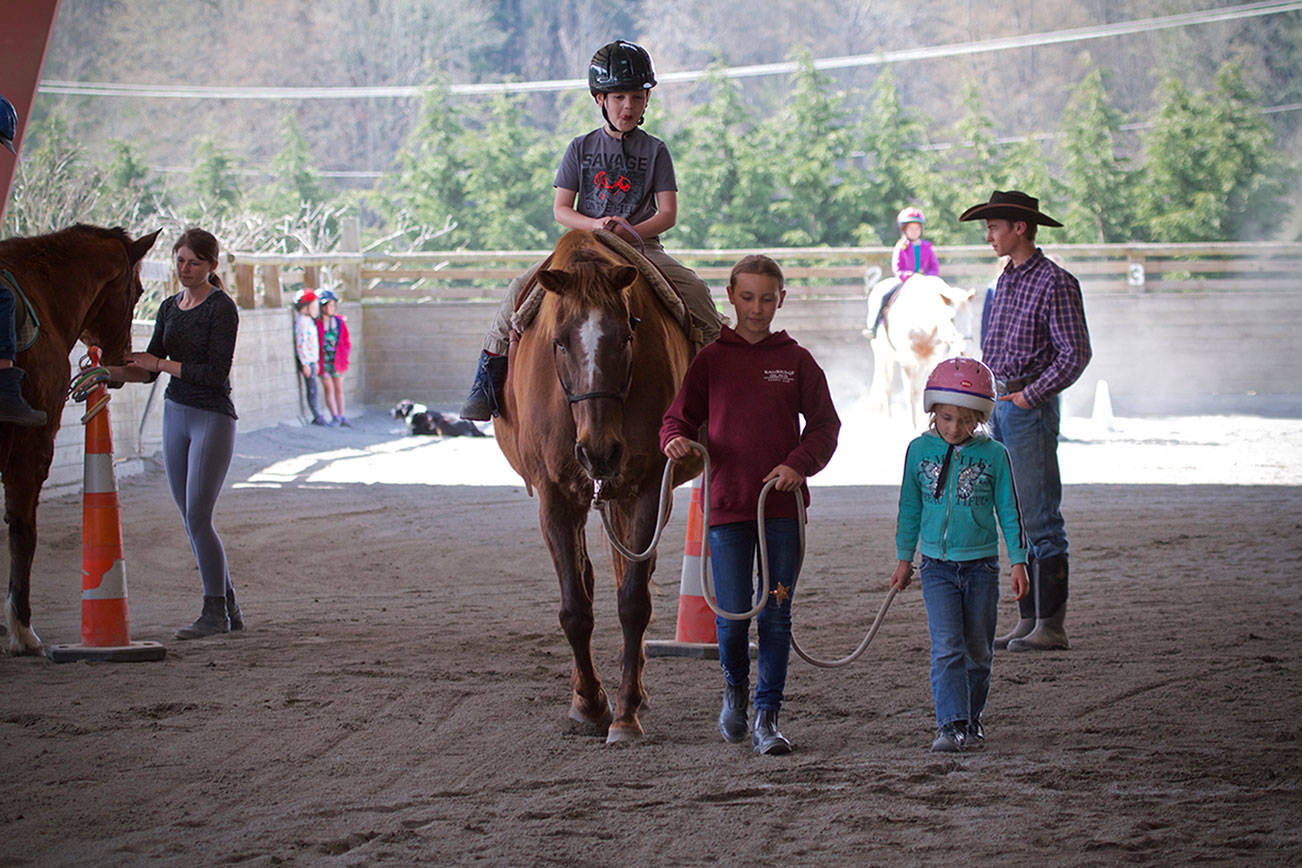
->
[3, 407, 1300, 865]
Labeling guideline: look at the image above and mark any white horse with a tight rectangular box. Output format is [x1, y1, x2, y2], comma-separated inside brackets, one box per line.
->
[864, 273, 977, 427]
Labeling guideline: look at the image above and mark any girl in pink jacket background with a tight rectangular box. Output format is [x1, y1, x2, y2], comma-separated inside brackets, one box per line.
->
[315, 289, 352, 427]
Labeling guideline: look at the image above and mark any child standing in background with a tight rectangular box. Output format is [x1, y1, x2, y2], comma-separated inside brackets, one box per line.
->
[315, 289, 352, 427]
[292, 289, 328, 426]
[889, 357, 1029, 753]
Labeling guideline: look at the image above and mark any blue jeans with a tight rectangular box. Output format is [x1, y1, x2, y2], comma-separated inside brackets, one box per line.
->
[920, 555, 1001, 728]
[709, 519, 800, 712]
[991, 396, 1066, 560]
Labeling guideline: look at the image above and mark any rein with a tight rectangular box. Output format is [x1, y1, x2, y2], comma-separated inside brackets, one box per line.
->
[552, 339, 632, 405]
[596, 439, 897, 668]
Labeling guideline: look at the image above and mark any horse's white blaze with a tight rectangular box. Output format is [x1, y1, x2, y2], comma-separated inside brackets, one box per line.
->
[578, 311, 604, 386]
[5, 597, 41, 654]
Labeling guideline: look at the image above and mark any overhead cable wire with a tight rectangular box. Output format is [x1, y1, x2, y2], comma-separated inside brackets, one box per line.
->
[38, 0, 1302, 101]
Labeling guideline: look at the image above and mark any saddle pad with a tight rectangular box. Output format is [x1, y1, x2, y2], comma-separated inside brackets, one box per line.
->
[510, 231, 697, 346]
[1, 271, 38, 353]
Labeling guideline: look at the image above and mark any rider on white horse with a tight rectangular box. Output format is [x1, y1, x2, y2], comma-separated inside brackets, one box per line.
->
[869, 206, 941, 339]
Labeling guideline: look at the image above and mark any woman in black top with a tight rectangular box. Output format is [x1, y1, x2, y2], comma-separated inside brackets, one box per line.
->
[106, 228, 241, 639]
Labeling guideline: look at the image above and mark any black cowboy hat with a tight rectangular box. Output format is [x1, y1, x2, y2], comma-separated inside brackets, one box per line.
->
[958, 190, 1062, 227]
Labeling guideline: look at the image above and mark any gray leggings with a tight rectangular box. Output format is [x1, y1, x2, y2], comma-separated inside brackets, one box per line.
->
[163, 400, 236, 597]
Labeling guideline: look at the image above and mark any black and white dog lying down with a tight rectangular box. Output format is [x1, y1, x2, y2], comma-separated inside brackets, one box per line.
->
[392, 400, 486, 437]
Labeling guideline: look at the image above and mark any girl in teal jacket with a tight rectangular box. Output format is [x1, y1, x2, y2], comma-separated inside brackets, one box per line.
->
[889, 358, 1029, 753]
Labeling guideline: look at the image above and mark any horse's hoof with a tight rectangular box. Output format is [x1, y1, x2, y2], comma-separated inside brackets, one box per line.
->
[3, 621, 42, 656]
[605, 722, 644, 745]
[567, 704, 613, 737]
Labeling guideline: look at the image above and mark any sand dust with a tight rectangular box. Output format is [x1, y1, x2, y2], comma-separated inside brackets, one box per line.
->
[3, 409, 1300, 864]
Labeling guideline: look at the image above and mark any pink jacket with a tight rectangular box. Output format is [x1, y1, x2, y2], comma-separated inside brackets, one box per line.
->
[892, 238, 940, 279]
[316, 313, 351, 373]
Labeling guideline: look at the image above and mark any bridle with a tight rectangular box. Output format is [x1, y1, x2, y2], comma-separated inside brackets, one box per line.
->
[552, 338, 633, 404]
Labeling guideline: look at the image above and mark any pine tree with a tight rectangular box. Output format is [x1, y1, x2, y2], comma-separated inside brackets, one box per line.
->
[460, 90, 554, 250]
[764, 50, 866, 247]
[857, 66, 935, 245]
[190, 137, 242, 218]
[1059, 66, 1135, 243]
[257, 111, 325, 218]
[1142, 62, 1288, 241]
[388, 78, 466, 249]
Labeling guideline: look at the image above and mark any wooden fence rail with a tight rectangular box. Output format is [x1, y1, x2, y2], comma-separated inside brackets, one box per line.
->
[221, 220, 1302, 310]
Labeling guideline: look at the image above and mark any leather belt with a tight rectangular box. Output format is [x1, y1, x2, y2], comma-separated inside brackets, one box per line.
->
[996, 376, 1034, 394]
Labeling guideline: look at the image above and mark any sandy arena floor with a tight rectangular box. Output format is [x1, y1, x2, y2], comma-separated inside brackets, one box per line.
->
[2, 405, 1300, 865]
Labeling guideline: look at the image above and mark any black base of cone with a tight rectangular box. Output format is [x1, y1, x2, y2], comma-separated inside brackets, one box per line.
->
[46, 641, 166, 663]
[643, 640, 756, 660]
[644, 640, 719, 659]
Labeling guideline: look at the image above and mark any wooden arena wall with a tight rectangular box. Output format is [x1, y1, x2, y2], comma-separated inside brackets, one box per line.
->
[360, 288, 1299, 418]
[43, 288, 1294, 489]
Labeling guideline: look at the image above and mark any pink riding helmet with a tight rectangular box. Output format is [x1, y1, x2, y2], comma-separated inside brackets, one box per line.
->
[897, 206, 925, 227]
[924, 357, 996, 421]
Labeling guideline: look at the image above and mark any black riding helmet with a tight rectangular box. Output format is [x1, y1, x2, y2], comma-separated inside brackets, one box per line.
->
[588, 40, 657, 94]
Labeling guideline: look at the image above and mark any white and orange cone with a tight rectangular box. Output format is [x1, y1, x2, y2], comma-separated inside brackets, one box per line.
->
[645, 476, 719, 659]
[47, 349, 165, 663]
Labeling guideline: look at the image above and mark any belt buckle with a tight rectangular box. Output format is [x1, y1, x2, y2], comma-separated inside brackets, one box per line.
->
[995, 379, 1010, 396]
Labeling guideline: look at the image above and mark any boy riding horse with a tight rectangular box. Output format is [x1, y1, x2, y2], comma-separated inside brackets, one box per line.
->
[459, 40, 721, 421]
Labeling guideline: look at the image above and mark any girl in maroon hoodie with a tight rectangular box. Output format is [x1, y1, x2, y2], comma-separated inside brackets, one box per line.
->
[661, 255, 840, 754]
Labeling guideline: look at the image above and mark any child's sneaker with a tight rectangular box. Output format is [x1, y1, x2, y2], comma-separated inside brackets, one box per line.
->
[966, 719, 986, 751]
[930, 721, 967, 753]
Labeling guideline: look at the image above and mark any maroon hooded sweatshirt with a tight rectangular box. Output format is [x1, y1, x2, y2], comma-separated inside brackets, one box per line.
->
[660, 325, 840, 526]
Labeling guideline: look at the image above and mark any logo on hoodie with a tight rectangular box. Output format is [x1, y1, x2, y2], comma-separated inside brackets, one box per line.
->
[764, 368, 795, 384]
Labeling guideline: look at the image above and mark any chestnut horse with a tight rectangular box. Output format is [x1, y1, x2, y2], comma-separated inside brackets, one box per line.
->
[495, 229, 701, 743]
[0, 224, 161, 653]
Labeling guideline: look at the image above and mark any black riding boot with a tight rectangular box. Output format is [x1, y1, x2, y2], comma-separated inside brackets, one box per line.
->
[752, 707, 792, 755]
[459, 351, 508, 421]
[175, 595, 230, 640]
[718, 681, 749, 743]
[0, 367, 46, 427]
[1009, 554, 1070, 651]
[995, 554, 1036, 649]
[226, 585, 244, 631]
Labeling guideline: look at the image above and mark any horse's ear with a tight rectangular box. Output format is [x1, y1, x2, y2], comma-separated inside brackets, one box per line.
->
[609, 266, 639, 291]
[128, 228, 164, 264]
[536, 269, 567, 295]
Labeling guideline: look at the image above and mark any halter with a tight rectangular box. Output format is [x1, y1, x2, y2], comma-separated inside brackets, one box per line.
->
[552, 339, 632, 405]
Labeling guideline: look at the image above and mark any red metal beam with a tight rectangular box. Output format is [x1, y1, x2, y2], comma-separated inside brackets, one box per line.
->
[0, 0, 63, 225]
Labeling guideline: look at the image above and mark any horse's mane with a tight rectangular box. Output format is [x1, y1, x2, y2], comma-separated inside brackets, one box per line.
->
[550, 235, 633, 314]
[0, 224, 134, 269]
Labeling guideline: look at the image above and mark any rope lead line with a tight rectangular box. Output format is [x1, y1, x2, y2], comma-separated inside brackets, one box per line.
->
[597, 439, 896, 668]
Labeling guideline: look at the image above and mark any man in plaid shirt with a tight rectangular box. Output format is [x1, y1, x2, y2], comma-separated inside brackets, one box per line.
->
[960, 190, 1091, 653]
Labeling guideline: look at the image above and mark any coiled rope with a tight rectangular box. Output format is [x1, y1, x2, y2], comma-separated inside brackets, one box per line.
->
[597, 439, 896, 668]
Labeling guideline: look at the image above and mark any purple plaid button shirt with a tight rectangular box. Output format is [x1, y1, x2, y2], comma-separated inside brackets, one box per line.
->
[981, 249, 1091, 406]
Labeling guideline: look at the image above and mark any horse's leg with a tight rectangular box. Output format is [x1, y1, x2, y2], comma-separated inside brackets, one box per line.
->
[3, 435, 49, 655]
[605, 491, 661, 743]
[537, 483, 611, 733]
[868, 336, 892, 416]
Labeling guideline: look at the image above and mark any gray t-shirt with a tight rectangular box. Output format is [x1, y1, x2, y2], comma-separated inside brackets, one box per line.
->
[554, 128, 677, 237]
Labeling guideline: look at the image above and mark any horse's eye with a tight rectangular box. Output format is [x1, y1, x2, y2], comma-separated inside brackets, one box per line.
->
[553, 338, 566, 353]
[629, 316, 641, 330]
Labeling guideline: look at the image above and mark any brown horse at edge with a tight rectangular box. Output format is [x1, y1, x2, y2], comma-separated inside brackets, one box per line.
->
[0, 224, 160, 654]
[495, 229, 703, 742]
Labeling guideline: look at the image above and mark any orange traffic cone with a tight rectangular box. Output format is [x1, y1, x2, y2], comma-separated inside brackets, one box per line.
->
[47, 349, 165, 663]
[645, 475, 719, 659]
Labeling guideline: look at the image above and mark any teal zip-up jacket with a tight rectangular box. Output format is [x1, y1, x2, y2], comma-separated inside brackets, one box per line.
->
[895, 431, 1028, 565]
